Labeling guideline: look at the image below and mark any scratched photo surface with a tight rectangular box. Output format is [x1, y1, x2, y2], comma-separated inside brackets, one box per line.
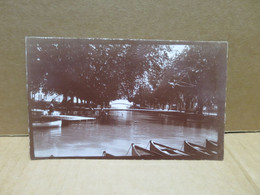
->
[26, 37, 227, 160]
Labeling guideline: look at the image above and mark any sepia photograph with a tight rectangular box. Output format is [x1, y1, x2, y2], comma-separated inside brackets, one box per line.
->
[26, 37, 227, 160]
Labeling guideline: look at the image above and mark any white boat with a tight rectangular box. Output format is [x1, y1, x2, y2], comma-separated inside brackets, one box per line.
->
[32, 120, 62, 128]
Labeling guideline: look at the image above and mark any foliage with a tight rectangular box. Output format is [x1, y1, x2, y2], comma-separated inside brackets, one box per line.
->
[27, 39, 225, 113]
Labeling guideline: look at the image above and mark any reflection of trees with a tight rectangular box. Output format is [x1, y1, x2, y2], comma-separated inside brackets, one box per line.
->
[27, 39, 225, 114]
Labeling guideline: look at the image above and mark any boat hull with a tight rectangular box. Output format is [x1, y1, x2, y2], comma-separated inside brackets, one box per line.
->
[32, 120, 62, 128]
[150, 141, 190, 159]
[131, 144, 161, 158]
[184, 141, 215, 159]
[102, 151, 114, 157]
[206, 139, 218, 151]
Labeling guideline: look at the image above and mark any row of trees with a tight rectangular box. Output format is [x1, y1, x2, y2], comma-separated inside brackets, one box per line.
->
[131, 44, 224, 114]
[27, 38, 226, 114]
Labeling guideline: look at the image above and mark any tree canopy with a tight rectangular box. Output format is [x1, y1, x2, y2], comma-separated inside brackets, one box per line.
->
[27, 38, 226, 113]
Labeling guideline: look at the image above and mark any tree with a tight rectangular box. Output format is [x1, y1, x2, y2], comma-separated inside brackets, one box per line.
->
[27, 39, 151, 106]
[27, 38, 225, 115]
[165, 43, 225, 114]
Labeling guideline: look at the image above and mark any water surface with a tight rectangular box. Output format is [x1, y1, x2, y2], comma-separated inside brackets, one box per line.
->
[33, 111, 218, 157]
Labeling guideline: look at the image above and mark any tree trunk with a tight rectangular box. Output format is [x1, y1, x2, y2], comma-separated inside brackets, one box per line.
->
[197, 96, 203, 115]
[62, 94, 68, 105]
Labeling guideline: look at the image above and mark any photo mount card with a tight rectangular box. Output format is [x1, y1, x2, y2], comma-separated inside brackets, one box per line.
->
[26, 37, 227, 160]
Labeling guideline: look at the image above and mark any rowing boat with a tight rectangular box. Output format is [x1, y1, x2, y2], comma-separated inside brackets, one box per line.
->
[32, 120, 62, 128]
[102, 151, 114, 157]
[206, 139, 218, 151]
[131, 144, 162, 157]
[149, 140, 190, 159]
[184, 141, 214, 159]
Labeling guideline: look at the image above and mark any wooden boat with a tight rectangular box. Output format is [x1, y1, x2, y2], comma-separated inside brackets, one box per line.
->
[42, 115, 96, 126]
[184, 141, 214, 159]
[149, 140, 190, 159]
[32, 119, 62, 128]
[131, 144, 162, 157]
[206, 139, 218, 151]
[102, 151, 114, 157]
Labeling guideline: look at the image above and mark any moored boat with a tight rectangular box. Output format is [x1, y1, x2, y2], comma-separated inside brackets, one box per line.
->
[102, 151, 114, 157]
[32, 120, 62, 128]
[206, 139, 218, 151]
[131, 144, 162, 158]
[150, 140, 190, 159]
[42, 115, 96, 126]
[184, 141, 214, 159]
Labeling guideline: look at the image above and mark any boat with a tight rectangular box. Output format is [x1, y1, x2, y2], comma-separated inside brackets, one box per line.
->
[32, 119, 62, 128]
[102, 151, 114, 157]
[149, 140, 190, 159]
[42, 115, 96, 126]
[206, 139, 218, 151]
[131, 144, 162, 158]
[184, 141, 215, 159]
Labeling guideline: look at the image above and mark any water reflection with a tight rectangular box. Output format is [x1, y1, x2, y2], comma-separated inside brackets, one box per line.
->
[33, 111, 218, 157]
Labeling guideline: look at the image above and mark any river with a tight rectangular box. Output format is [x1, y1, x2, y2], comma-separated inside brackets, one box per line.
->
[33, 110, 218, 158]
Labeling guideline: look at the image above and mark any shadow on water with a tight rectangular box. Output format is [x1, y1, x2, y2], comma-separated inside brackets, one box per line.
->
[141, 112, 217, 130]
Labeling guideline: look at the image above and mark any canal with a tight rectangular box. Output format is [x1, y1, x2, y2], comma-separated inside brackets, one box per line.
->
[33, 110, 218, 157]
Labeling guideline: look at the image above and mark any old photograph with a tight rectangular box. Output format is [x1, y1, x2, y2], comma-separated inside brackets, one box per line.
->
[26, 37, 227, 160]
